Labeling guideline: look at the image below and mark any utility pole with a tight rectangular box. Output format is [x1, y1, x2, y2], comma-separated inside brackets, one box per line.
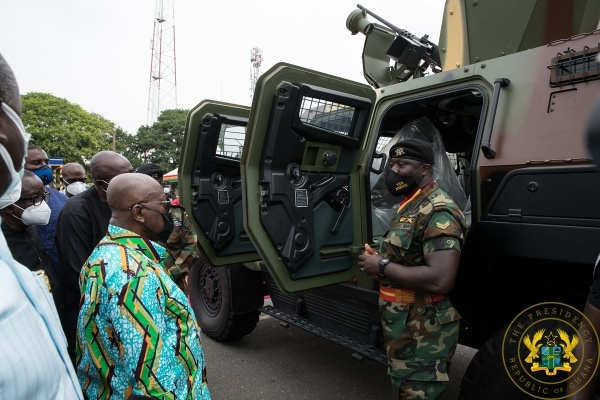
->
[250, 47, 263, 99]
[147, 0, 177, 125]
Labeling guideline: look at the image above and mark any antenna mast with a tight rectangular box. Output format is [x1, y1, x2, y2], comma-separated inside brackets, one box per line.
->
[147, 0, 177, 125]
[250, 47, 263, 99]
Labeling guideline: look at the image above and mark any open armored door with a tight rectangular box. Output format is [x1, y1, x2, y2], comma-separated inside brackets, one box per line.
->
[242, 63, 376, 292]
[180, 101, 259, 266]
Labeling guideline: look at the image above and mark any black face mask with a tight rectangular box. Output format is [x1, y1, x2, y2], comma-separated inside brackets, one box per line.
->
[385, 165, 424, 196]
[154, 211, 175, 243]
[140, 204, 175, 242]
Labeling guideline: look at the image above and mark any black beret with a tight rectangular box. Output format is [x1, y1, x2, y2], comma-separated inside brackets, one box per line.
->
[135, 163, 164, 180]
[389, 138, 434, 165]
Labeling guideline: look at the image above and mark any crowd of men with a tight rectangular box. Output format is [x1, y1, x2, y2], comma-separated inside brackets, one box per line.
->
[0, 52, 210, 399]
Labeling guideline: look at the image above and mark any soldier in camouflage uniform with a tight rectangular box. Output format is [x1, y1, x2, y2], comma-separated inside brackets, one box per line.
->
[136, 163, 199, 292]
[358, 138, 466, 400]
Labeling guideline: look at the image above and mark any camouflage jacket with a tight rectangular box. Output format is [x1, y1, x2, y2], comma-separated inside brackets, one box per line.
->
[381, 180, 466, 275]
[159, 206, 199, 292]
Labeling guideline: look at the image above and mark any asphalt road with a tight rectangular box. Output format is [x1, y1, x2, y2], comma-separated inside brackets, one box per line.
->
[202, 305, 477, 400]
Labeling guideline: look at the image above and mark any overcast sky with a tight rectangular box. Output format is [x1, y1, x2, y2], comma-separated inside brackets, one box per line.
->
[0, 0, 446, 135]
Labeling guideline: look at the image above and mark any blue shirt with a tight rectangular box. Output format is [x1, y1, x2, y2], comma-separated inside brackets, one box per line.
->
[0, 224, 83, 399]
[37, 187, 67, 272]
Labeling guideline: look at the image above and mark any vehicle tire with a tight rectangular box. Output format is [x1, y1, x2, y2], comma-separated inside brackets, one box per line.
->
[458, 329, 529, 400]
[188, 259, 260, 341]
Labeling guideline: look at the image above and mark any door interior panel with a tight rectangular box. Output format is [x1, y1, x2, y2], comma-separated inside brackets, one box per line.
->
[191, 112, 255, 256]
[258, 81, 371, 279]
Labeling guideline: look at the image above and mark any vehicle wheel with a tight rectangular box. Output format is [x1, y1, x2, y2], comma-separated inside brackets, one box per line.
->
[458, 330, 528, 400]
[188, 259, 260, 341]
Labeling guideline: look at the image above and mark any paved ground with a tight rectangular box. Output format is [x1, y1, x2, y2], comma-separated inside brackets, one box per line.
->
[202, 306, 477, 400]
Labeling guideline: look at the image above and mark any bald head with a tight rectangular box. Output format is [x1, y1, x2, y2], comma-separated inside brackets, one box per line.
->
[62, 162, 86, 179]
[0, 53, 20, 114]
[21, 169, 44, 192]
[90, 151, 132, 180]
[107, 173, 167, 238]
[89, 150, 132, 203]
[107, 173, 162, 212]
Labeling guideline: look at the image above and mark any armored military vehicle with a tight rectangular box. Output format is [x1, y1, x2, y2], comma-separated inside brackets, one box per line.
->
[180, 0, 600, 397]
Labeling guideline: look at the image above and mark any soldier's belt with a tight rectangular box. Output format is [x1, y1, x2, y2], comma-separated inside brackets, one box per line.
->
[379, 287, 444, 304]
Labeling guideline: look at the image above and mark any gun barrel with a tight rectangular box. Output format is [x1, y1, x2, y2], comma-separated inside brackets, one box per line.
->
[356, 4, 406, 35]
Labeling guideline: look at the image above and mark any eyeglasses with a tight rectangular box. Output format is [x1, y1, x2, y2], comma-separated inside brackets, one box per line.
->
[63, 178, 87, 184]
[128, 200, 171, 212]
[18, 191, 49, 207]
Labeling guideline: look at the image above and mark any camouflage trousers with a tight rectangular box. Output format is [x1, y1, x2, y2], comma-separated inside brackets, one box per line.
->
[379, 297, 461, 400]
[390, 379, 447, 400]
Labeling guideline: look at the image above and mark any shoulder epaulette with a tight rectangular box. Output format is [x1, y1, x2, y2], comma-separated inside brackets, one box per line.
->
[432, 201, 448, 211]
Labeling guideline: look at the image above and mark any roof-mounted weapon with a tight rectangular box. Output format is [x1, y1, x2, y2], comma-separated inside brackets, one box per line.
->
[346, 4, 441, 88]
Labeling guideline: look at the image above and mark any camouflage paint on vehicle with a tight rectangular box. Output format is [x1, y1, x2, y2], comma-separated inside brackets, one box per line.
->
[439, 0, 600, 71]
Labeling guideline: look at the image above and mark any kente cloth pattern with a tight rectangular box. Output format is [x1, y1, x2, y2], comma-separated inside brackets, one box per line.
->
[76, 224, 211, 400]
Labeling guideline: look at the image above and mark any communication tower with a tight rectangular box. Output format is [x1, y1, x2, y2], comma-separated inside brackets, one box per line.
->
[250, 47, 263, 99]
[147, 0, 177, 125]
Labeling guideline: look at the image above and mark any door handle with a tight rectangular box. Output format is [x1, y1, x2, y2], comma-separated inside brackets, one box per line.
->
[330, 191, 350, 235]
[309, 174, 334, 191]
[481, 78, 510, 159]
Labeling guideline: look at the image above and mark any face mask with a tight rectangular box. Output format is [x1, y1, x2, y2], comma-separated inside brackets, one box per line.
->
[385, 165, 424, 196]
[66, 181, 88, 196]
[12, 201, 51, 226]
[0, 180, 21, 209]
[32, 165, 53, 185]
[139, 204, 175, 242]
[163, 187, 171, 194]
[0, 102, 30, 197]
[155, 211, 175, 242]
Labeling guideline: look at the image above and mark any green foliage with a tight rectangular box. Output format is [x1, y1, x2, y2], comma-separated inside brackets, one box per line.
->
[20, 93, 187, 174]
[21, 92, 136, 168]
[114, 126, 141, 169]
[132, 108, 188, 172]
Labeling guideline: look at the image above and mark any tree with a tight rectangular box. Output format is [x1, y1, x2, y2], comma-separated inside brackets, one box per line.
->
[21, 92, 134, 167]
[114, 126, 141, 169]
[133, 108, 188, 172]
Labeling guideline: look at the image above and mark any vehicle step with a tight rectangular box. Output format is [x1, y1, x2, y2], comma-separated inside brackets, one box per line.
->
[259, 305, 387, 365]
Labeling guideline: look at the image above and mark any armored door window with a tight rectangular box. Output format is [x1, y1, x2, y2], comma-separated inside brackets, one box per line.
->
[217, 123, 246, 160]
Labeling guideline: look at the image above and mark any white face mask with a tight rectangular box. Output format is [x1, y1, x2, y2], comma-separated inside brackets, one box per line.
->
[163, 187, 171, 194]
[0, 102, 30, 197]
[66, 181, 88, 196]
[0, 180, 21, 209]
[12, 201, 51, 226]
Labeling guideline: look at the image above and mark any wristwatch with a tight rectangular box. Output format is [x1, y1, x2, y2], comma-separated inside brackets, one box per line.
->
[378, 258, 390, 278]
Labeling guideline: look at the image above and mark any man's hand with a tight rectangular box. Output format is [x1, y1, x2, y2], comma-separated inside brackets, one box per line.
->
[364, 243, 377, 255]
[358, 243, 382, 276]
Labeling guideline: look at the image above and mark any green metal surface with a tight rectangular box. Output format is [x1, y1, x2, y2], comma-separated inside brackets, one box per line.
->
[242, 63, 377, 293]
[180, 100, 258, 266]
